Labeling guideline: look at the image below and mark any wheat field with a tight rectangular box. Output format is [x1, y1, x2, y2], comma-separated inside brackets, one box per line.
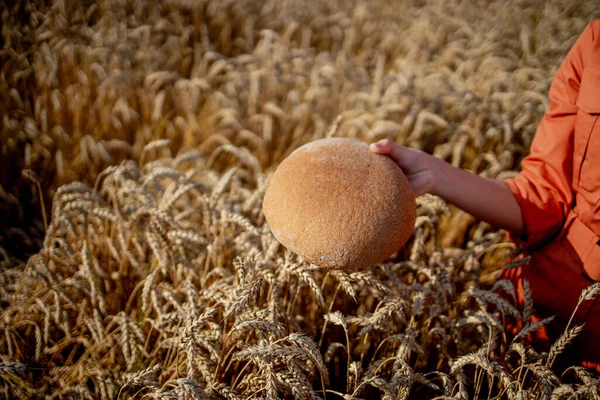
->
[1, 0, 600, 398]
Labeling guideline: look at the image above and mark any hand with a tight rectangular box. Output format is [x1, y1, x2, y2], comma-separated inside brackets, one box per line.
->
[369, 139, 437, 197]
[370, 139, 524, 235]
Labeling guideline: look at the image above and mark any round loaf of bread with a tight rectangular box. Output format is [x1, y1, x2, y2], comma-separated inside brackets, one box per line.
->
[263, 138, 416, 269]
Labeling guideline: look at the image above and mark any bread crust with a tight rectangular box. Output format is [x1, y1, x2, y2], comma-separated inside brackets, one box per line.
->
[263, 138, 416, 269]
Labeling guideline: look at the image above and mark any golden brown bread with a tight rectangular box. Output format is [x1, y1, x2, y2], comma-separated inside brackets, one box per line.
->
[263, 138, 416, 269]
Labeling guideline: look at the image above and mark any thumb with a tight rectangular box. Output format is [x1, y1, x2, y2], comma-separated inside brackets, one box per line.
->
[369, 139, 409, 169]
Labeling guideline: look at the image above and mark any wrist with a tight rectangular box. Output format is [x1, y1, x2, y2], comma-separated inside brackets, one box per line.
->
[429, 154, 448, 198]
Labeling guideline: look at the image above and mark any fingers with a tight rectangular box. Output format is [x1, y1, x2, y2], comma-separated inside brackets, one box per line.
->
[369, 138, 393, 154]
[370, 138, 399, 160]
[369, 139, 413, 171]
[369, 139, 435, 196]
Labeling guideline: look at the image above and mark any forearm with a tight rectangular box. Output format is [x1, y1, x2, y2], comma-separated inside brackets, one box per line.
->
[431, 157, 525, 236]
[369, 139, 526, 235]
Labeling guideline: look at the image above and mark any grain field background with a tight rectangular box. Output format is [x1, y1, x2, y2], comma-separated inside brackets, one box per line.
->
[1, 0, 600, 398]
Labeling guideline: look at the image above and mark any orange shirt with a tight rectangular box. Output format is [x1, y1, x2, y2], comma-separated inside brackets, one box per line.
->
[502, 19, 600, 369]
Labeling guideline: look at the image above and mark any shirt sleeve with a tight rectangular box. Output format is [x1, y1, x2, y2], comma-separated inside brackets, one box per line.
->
[504, 20, 598, 249]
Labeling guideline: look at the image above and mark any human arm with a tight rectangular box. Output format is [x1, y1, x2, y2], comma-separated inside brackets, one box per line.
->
[369, 139, 525, 236]
[369, 20, 597, 247]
